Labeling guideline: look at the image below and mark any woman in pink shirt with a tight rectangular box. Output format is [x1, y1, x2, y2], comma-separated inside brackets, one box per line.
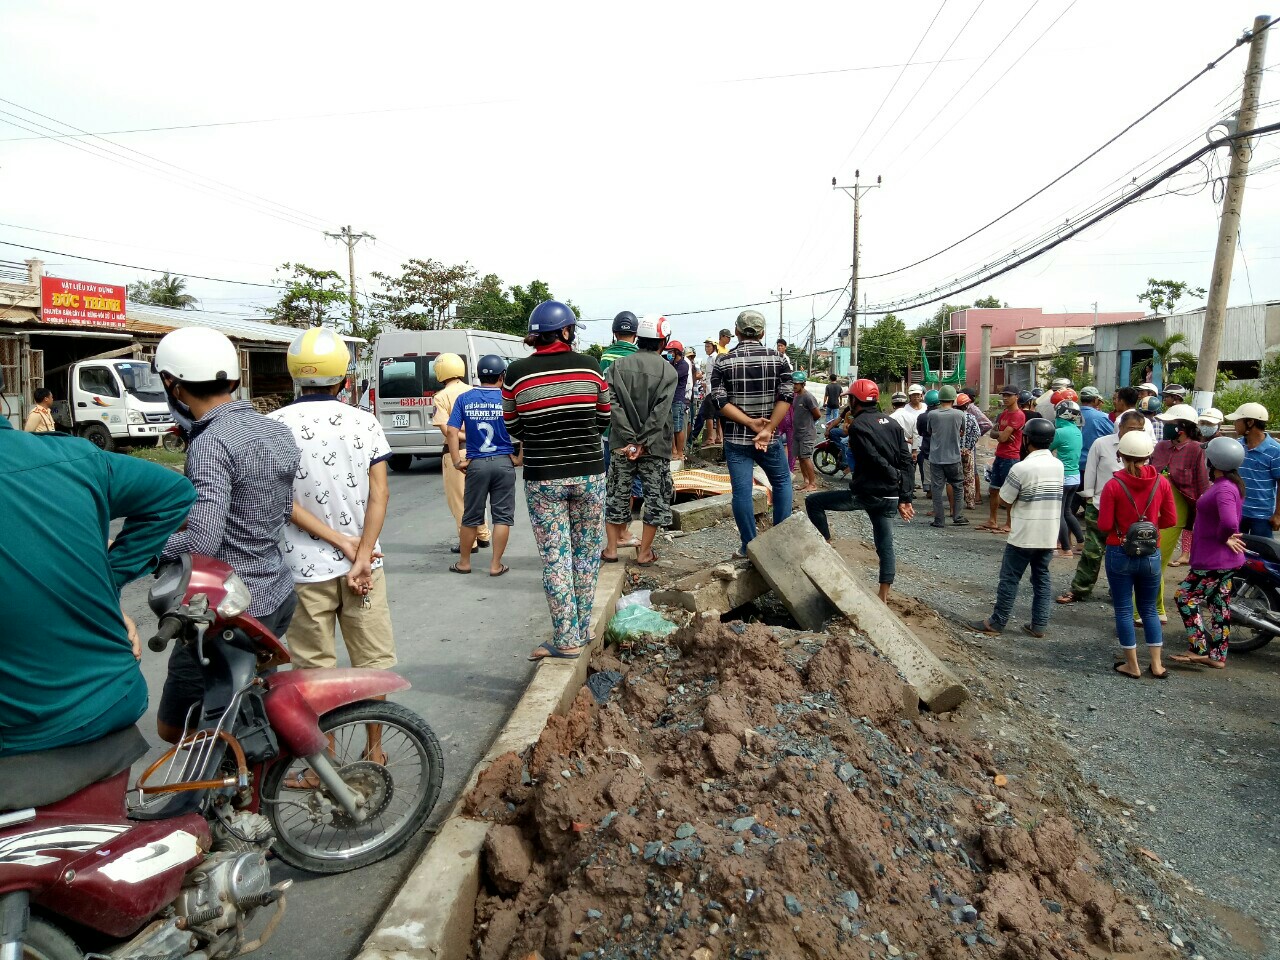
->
[1172, 437, 1247, 668]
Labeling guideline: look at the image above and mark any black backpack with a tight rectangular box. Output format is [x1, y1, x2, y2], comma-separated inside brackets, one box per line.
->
[1112, 479, 1161, 558]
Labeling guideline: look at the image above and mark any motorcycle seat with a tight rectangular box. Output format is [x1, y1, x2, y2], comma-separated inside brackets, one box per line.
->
[1242, 535, 1280, 564]
[0, 725, 148, 812]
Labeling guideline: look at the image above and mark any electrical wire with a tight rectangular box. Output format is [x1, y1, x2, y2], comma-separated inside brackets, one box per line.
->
[862, 121, 1280, 316]
[0, 240, 281, 288]
[861, 15, 1275, 284]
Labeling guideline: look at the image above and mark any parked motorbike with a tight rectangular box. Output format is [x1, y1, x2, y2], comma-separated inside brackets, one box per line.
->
[0, 554, 443, 960]
[814, 437, 843, 476]
[1228, 534, 1280, 653]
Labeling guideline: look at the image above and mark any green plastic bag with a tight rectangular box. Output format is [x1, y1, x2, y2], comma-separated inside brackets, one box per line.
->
[605, 605, 677, 645]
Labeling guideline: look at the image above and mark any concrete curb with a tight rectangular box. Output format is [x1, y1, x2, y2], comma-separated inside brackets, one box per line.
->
[356, 537, 631, 960]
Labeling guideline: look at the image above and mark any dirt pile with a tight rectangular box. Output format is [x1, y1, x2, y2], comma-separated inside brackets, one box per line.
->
[465, 617, 1149, 960]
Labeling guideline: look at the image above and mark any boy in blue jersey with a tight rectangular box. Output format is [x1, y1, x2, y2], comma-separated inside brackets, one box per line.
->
[446, 354, 521, 575]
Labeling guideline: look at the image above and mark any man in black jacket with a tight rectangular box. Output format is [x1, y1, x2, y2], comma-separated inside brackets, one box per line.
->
[804, 379, 915, 601]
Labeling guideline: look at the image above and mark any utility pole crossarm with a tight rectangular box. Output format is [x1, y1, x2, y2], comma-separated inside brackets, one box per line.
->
[324, 224, 376, 335]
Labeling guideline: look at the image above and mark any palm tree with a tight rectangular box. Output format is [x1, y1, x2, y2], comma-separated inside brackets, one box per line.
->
[1137, 332, 1196, 389]
[129, 272, 198, 309]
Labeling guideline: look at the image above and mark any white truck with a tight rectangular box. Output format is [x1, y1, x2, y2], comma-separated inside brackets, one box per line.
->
[48, 357, 174, 451]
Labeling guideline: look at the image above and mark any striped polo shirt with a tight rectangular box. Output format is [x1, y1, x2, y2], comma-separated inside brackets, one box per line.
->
[502, 349, 611, 481]
[999, 448, 1064, 550]
[1239, 434, 1280, 519]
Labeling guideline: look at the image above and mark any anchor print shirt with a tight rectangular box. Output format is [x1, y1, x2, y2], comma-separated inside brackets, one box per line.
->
[270, 395, 392, 584]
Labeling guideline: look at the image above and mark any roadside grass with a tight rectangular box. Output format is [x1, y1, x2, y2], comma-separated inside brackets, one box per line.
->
[129, 445, 186, 467]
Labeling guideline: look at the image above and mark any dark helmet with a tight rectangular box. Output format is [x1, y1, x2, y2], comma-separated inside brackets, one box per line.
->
[477, 354, 507, 380]
[1017, 390, 1034, 406]
[1030, 387, 1044, 398]
[612, 311, 639, 336]
[528, 300, 578, 334]
[1024, 417, 1057, 448]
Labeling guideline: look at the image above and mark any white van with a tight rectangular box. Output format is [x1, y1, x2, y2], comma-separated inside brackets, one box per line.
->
[373, 329, 530, 471]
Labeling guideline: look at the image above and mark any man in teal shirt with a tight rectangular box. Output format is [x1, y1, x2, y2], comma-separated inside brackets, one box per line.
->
[0, 418, 195, 756]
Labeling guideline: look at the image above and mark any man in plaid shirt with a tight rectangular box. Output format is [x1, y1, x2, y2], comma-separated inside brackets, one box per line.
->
[709, 309, 794, 554]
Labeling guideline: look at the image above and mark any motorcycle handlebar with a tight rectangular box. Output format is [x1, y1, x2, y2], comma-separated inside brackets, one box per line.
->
[148, 615, 183, 653]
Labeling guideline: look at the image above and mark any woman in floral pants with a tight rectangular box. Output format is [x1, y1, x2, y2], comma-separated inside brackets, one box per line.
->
[1171, 437, 1247, 669]
[502, 301, 611, 661]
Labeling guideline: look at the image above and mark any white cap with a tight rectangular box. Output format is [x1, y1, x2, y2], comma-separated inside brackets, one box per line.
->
[1198, 407, 1224, 425]
[907, 384, 924, 395]
[1118, 431, 1155, 458]
[1137, 382, 1159, 394]
[1156, 403, 1199, 423]
[1226, 402, 1269, 422]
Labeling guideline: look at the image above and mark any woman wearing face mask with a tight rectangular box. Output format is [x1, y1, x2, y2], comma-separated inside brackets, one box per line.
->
[1145, 405, 1209, 623]
[1172, 408, 1225, 566]
[1172, 437, 1247, 669]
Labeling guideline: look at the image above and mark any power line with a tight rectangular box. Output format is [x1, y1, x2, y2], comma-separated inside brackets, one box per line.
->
[0, 239, 281, 288]
[862, 121, 1280, 316]
[833, 0, 951, 175]
[861, 16, 1273, 283]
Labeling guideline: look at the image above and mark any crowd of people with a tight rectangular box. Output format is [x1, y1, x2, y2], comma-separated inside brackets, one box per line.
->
[10, 299, 1278, 762]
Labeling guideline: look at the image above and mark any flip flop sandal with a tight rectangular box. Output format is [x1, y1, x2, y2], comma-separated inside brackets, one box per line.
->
[1147, 667, 1170, 680]
[1056, 593, 1081, 604]
[528, 642, 581, 661]
[1112, 662, 1141, 679]
[490, 565, 511, 577]
[618, 538, 641, 548]
[601, 554, 620, 563]
[1021, 623, 1046, 639]
[449, 563, 471, 574]
[635, 551, 659, 567]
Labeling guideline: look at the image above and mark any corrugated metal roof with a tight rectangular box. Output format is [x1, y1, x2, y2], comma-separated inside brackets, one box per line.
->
[124, 305, 363, 345]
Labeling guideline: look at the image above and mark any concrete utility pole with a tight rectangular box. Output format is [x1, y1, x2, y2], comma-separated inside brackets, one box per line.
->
[832, 172, 881, 379]
[771, 288, 791, 344]
[324, 225, 375, 332]
[1194, 15, 1270, 410]
[980, 325, 993, 410]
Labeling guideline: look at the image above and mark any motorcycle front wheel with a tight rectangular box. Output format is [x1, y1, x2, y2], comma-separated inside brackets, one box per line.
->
[22, 918, 81, 960]
[814, 445, 841, 476]
[261, 700, 444, 874]
[1231, 575, 1279, 654]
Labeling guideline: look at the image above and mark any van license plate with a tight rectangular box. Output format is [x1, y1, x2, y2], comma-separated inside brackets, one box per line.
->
[392, 414, 410, 428]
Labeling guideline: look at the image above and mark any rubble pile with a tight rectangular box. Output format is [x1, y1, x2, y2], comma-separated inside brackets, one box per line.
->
[466, 617, 1151, 960]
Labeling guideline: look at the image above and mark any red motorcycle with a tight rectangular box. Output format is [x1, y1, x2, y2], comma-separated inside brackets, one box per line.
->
[0, 555, 443, 960]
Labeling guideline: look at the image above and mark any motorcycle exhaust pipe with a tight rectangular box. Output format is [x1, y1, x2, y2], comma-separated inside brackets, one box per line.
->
[1230, 604, 1280, 636]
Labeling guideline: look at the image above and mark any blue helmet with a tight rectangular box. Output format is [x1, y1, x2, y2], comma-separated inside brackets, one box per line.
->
[477, 354, 507, 380]
[528, 300, 578, 334]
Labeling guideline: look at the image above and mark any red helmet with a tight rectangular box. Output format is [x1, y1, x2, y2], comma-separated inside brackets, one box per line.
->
[1050, 387, 1078, 404]
[847, 378, 880, 403]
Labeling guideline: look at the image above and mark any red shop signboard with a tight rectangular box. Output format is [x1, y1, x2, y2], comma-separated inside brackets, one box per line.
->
[40, 276, 127, 328]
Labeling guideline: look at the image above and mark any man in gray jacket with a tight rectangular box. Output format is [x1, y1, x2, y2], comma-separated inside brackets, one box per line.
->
[601, 315, 678, 566]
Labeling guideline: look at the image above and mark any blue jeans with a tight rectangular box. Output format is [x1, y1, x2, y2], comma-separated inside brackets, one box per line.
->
[827, 426, 854, 471]
[1243, 516, 1275, 538]
[1104, 545, 1163, 648]
[988, 544, 1052, 631]
[804, 489, 898, 584]
[824, 405, 840, 421]
[724, 439, 793, 552]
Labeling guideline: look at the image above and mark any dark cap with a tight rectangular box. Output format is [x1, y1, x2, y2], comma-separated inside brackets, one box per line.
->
[719, 328, 732, 338]
[1001, 385, 1019, 395]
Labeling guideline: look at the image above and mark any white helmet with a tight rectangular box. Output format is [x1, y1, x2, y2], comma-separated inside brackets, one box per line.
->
[1156, 403, 1199, 425]
[155, 327, 239, 385]
[1118, 431, 1155, 459]
[636, 315, 671, 340]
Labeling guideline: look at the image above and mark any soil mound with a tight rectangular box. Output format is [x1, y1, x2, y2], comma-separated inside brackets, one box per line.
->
[466, 618, 1144, 959]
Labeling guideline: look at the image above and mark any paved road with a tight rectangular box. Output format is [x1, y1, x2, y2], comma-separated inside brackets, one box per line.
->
[120, 455, 550, 960]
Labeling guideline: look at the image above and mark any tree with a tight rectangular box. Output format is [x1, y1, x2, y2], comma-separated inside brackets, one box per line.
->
[1137, 332, 1197, 388]
[785, 345, 811, 374]
[858, 313, 915, 383]
[1046, 348, 1094, 387]
[585, 344, 605, 361]
[1137, 278, 1206, 317]
[128, 272, 199, 309]
[370, 259, 477, 331]
[270, 263, 349, 329]
[456, 275, 582, 338]
[972, 295, 1006, 309]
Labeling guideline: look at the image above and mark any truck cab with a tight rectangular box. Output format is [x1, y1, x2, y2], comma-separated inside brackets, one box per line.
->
[51, 359, 173, 451]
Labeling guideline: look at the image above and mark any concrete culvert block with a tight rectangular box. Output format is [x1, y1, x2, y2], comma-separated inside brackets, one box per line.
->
[669, 488, 767, 532]
[745, 515, 839, 630]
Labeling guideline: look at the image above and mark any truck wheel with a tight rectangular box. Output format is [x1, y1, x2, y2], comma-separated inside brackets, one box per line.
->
[81, 423, 115, 452]
[388, 455, 413, 472]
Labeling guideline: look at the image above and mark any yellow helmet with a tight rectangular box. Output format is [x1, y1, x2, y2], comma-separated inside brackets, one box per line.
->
[434, 352, 465, 383]
[287, 327, 350, 386]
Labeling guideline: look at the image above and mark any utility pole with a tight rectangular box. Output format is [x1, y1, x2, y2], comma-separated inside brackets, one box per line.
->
[833, 171, 881, 379]
[771, 288, 791, 345]
[1194, 15, 1270, 410]
[324, 225, 375, 333]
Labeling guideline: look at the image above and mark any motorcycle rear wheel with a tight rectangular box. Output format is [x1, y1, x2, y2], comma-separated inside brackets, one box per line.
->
[22, 918, 81, 960]
[1231, 575, 1279, 654]
[814, 446, 840, 476]
[261, 700, 443, 874]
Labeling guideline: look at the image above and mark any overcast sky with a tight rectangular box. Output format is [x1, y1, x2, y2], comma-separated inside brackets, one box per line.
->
[2, 1, 1277, 349]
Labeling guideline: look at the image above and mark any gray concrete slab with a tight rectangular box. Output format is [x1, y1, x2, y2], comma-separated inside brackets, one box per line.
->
[119, 455, 551, 960]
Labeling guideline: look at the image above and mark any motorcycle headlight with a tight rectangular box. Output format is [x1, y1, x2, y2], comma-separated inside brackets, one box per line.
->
[128, 410, 145, 424]
[217, 573, 252, 618]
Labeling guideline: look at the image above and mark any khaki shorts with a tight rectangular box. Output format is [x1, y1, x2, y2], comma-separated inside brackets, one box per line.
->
[290, 568, 396, 671]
